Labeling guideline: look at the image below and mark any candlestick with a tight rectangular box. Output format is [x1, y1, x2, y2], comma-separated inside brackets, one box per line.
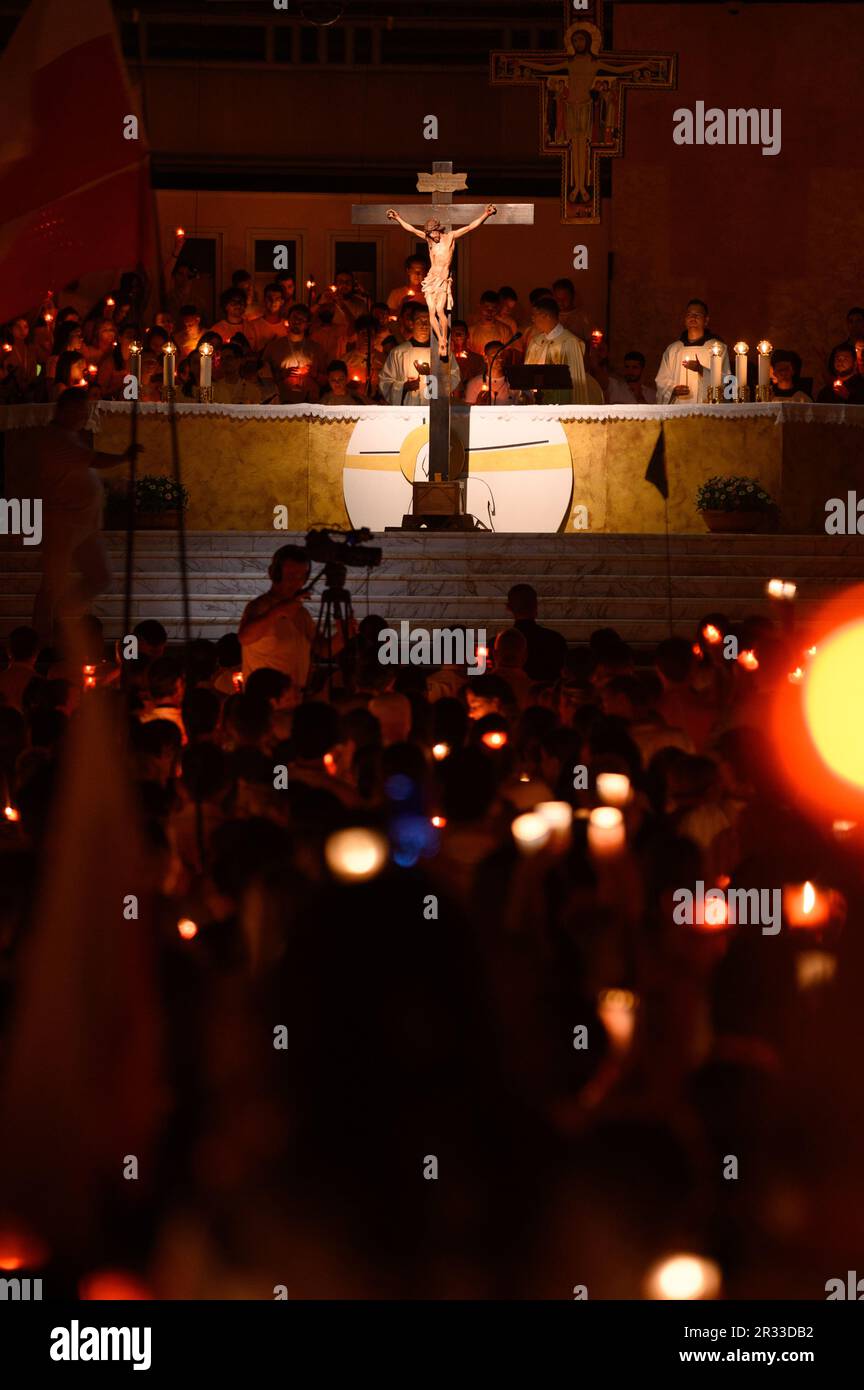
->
[587, 805, 625, 857]
[306, 278, 315, 307]
[511, 812, 551, 855]
[129, 341, 142, 391]
[733, 341, 749, 401]
[706, 341, 724, 402]
[595, 772, 631, 808]
[198, 340, 213, 401]
[756, 339, 772, 401]
[161, 341, 176, 400]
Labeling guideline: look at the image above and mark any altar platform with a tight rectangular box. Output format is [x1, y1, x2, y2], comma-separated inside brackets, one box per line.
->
[1, 400, 862, 536]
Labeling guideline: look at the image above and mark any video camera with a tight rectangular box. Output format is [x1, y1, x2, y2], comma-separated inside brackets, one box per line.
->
[304, 528, 382, 570]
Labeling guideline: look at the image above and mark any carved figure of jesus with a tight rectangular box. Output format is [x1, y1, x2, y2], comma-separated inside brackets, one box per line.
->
[385, 204, 497, 360]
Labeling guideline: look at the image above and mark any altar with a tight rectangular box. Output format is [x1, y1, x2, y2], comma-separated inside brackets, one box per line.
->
[1, 400, 861, 536]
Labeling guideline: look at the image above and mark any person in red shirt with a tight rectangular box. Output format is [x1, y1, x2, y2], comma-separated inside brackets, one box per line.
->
[210, 289, 248, 347]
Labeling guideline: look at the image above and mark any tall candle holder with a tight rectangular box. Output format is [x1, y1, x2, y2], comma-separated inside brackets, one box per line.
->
[706, 341, 725, 403]
[733, 341, 750, 402]
[161, 341, 176, 402]
[197, 340, 213, 402]
[755, 339, 773, 402]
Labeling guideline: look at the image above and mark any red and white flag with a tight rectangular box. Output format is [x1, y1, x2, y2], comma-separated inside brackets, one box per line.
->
[0, 0, 152, 321]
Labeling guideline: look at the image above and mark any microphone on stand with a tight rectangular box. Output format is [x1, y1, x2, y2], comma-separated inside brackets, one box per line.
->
[484, 332, 521, 405]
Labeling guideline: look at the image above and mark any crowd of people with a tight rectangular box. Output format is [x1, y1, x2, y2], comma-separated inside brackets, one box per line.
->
[2, 248, 861, 407]
[0, 555, 858, 1296]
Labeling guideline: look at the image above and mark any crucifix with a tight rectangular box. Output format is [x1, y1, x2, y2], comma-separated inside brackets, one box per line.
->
[491, 0, 676, 224]
[351, 161, 533, 484]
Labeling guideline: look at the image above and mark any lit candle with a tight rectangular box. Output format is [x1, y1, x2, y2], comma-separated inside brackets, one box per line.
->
[162, 341, 176, 388]
[3, 804, 20, 822]
[597, 987, 638, 1053]
[431, 742, 450, 761]
[595, 772, 631, 807]
[734, 341, 748, 392]
[710, 341, 724, 394]
[644, 1254, 722, 1301]
[175, 226, 185, 239]
[787, 666, 804, 684]
[129, 341, 142, 388]
[766, 578, 796, 600]
[232, 670, 244, 691]
[535, 800, 573, 850]
[832, 818, 857, 841]
[82, 663, 97, 691]
[431, 815, 447, 829]
[587, 805, 625, 857]
[306, 278, 315, 307]
[702, 622, 722, 646]
[784, 880, 831, 929]
[325, 827, 388, 882]
[757, 339, 772, 391]
[199, 340, 213, 389]
[105, 296, 115, 310]
[482, 730, 508, 750]
[737, 649, 759, 671]
[177, 917, 198, 940]
[511, 812, 551, 855]
[833, 378, 845, 394]
[795, 949, 836, 992]
[590, 329, 603, 346]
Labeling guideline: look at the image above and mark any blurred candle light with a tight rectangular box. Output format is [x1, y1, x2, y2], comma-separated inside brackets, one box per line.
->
[105, 296, 115, 309]
[595, 772, 631, 807]
[590, 328, 603, 345]
[832, 818, 857, 841]
[795, 949, 837, 992]
[511, 812, 551, 855]
[0, 1226, 48, 1271]
[644, 1254, 722, 1301]
[738, 649, 759, 672]
[231, 670, 244, 691]
[175, 226, 185, 238]
[431, 742, 450, 761]
[597, 987, 638, 1053]
[587, 805, 625, 857]
[177, 917, 199, 940]
[4, 804, 20, 823]
[535, 800, 573, 850]
[325, 827, 388, 882]
[702, 622, 722, 646]
[431, 815, 447, 829]
[784, 880, 831, 929]
[129, 340, 142, 388]
[162, 341, 176, 388]
[82, 663, 97, 691]
[323, 752, 337, 777]
[787, 666, 804, 685]
[79, 1270, 152, 1300]
[482, 730, 507, 750]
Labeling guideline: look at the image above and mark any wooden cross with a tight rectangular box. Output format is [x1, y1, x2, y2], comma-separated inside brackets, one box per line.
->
[491, 0, 676, 224]
[351, 162, 533, 489]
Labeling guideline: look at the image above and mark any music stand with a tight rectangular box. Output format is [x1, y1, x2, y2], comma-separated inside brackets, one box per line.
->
[507, 364, 573, 403]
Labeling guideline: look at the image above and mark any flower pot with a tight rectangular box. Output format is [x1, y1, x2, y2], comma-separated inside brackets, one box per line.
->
[136, 510, 181, 530]
[700, 509, 768, 534]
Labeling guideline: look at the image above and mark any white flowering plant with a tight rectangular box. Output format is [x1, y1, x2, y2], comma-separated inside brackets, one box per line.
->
[134, 475, 190, 513]
[696, 475, 775, 512]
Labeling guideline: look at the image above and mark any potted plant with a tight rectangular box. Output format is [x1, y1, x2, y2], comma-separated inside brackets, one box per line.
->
[696, 475, 777, 533]
[133, 475, 190, 530]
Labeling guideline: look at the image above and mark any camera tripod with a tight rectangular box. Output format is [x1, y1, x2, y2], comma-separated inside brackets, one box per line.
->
[307, 562, 357, 699]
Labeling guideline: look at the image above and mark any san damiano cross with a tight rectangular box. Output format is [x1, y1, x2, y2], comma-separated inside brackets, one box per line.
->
[491, 0, 676, 224]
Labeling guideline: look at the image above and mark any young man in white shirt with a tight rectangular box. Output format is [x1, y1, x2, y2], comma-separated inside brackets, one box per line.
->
[655, 299, 729, 404]
[606, 351, 658, 405]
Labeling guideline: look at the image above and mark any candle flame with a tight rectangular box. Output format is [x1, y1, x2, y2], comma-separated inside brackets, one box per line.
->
[802, 881, 816, 915]
[4, 804, 20, 822]
[702, 623, 722, 645]
[431, 742, 450, 761]
[175, 227, 185, 237]
[734, 341, 749, 355]
[787, 667, 804, 684]
[738, 649, 759, 671]
[710, 342, 724, 356]
[431, 815, 447, 828]
[757, 339, 773, 355]
[482, 730, 507, 749]
[177, 918, 198, 940]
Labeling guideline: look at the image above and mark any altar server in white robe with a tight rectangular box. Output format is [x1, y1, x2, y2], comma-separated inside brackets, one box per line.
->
[524, 297, 588, 404]
[655, 299, 730, 404]
[379, 304, 459, 406]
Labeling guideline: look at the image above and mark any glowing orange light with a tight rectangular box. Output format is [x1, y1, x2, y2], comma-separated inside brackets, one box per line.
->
[784, 881, 833, 930]
[329, 284, 337, 293]
[0, 1227, 48, 1271]
[692, 643, 703, 658]
[644, 1254, 722, 1301]
[702, 895, 729, 929]
[4, 805, 20, 823]
[323, 752, 337, 776]
[834, 379, 845, 391]
[177, 917, 198, 940]
[231, 670, 244, 691]
[738, 649, 759, 671]
[87, 364, 97, 376]
[702, 623, 721, 645]
[431, 742, 450, 761]
[175, 226, 185, 237]
[105, 297, 115, 308]
[44, 312, 54, 323]
[787, 667, 804, 685]
[306, 279, 315, 289]
[482, 730, 507, 749]
[591, 329, 603, 343]
[431, 815, 447, 829]
[2, 343, 12, 352]
[79, 1270, 152, 1300]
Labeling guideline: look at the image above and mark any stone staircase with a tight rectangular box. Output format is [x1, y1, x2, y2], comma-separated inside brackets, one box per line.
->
[2, 531, 863, 647]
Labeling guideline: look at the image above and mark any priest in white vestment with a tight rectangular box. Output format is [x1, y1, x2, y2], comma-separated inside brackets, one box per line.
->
[655, 299, 730, 404]
[379, 305, 459, 406]
[524, 297, 588, 405]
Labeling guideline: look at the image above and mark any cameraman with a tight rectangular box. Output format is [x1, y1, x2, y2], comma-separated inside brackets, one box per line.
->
[238, 546, 317, 700]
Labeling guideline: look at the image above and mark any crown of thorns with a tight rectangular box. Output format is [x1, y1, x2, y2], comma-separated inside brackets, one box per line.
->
[424, 218, 443, 232]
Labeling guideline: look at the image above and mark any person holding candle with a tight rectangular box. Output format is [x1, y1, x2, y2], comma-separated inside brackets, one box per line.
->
[261, 304, 326, 403]
[551, 276, 591, 341]
[386, 255, 427, 312]
[83, 319, 118, 369]
[654, 299, 729, 404]
[96, 325, 140, 398]
[450, 321, 485, 387]
[45, 321, 85, 384]
[378, 304, 459, 406]
[464, 340, 521, 404]
[343, 315, 386, 399]
[49, 350, 88, 400]
[468, 290, 512, 355]
[319, 360, 365, 406]
[3, 316, 40, 391]
[816, 345, 864, 403]
[175, 305, 203, 361]
[210, 289, 248, 348]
